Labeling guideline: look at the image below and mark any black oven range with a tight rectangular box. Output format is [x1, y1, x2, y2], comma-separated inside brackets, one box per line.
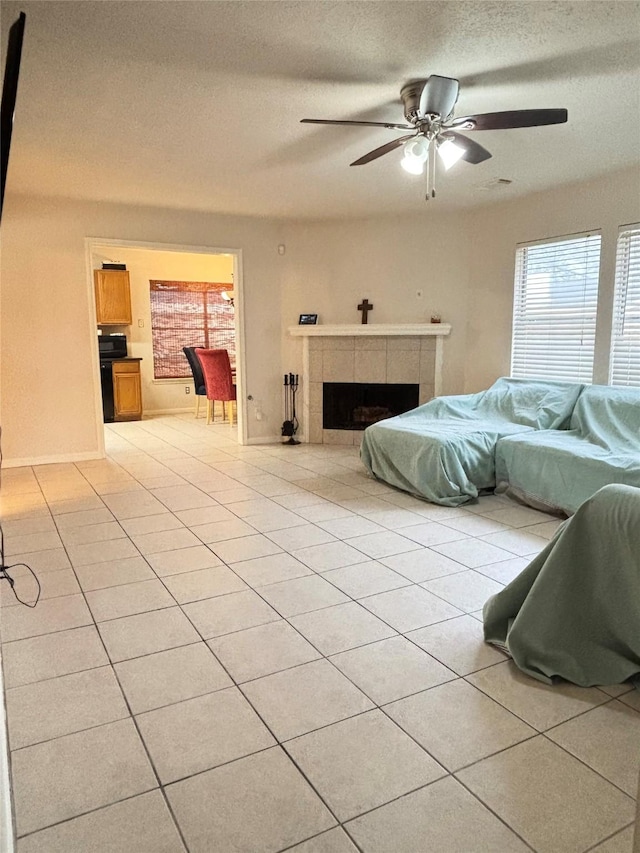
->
[98, 335, 128, 422]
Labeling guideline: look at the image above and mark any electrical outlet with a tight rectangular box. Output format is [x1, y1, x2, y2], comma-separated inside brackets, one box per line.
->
[138, 319, 144, 328]
[185, 386, 191, 395]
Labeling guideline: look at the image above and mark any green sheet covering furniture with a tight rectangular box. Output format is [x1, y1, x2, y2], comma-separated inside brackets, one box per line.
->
[483, 483, 640, 688]
[495, 384, 640, 514]
[360, 377, 583, 507]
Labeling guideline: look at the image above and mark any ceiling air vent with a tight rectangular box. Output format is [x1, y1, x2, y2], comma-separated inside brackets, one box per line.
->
[477, 178, 514, 191]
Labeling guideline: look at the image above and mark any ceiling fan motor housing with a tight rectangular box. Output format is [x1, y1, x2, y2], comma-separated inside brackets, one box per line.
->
[400, 82, 425, 124]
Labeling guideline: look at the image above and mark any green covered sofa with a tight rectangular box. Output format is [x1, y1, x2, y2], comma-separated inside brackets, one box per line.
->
[359, 377, 583, 507]
[495, 384, 640, 514]
[483, 483, 640, 687]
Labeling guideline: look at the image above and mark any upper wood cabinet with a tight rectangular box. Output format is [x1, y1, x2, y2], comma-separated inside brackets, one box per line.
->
[94, 270, 132, 325]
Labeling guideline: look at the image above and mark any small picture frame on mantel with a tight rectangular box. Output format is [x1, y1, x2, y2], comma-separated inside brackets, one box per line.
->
[299, 314, 318, 325]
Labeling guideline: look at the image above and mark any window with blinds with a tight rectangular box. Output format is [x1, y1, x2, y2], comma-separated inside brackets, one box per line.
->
[150, 280, 236, 379]
[610, 226, 640, 387]
[511, 232, 601, 383]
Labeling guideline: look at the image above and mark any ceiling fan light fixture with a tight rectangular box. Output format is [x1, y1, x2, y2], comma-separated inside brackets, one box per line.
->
[403, 136, 430, 162]
[437, 138, 465, 170]
[401, 136, 430, 174]
[401, 155, 425, 175]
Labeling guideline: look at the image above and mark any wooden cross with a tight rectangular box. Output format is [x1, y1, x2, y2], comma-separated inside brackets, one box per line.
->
[358, 298, 374, 324]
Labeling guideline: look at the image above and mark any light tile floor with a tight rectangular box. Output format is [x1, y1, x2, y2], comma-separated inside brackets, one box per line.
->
[0, 415, 638, 853]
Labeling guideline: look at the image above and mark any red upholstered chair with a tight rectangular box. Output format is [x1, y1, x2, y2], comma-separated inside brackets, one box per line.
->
[195, 349, 237, 426]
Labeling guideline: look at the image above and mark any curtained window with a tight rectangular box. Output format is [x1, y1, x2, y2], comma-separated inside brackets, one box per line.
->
[149, 280, 235, 379]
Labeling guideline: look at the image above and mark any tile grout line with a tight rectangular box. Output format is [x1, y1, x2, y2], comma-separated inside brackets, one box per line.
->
[1, 463, 60, 851]
[91, 452, 355, 849]
[71, 453, 292, 853]
[28, 461, 193, 853]
[13, 790, 187, 847]
[2, 424, 637, 851]
[459, 673, 639, 798]
[111, 429, 387, 849]
[110, 429, 640, 842]
[582, 821, 636, 852]
[449, 772, 538, 852]
[104, 437, 481, 847]
[539, 730, 638, 801]
[168, 497, 549, 852]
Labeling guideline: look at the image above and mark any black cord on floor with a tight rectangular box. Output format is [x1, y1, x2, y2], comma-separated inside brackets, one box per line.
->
[0, 425, 41, 608]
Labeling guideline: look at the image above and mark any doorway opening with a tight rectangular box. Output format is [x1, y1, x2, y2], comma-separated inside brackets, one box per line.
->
[86, 238, 245, 455]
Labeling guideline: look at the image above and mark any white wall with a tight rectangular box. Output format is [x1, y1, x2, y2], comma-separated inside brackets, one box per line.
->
[91, 246, 233, 413]
[0, 194, 285, 465]
[2, 167, 637, 465]
[281, 211, 472, 396]
[465, 166, 640, 392]
[279, 168, 639, 413]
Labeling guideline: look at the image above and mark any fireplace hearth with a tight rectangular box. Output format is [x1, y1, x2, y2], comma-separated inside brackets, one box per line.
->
[323, 382, 419, 431]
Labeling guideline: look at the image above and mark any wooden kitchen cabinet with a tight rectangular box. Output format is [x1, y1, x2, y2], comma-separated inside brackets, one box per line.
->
[94, 269, 132, 325]
[113, 360, 142, 421]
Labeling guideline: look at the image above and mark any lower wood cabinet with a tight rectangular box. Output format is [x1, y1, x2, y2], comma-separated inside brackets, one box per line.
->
[112, 361, 142, 421]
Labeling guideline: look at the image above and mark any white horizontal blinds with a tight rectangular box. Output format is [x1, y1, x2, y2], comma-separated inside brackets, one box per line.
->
[511, 233, 601, 382]
[610, 226, 640, 387]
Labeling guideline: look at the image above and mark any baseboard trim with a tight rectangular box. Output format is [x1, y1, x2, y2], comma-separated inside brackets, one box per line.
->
[3, 450, 104, 469]
[143, 408, 193, 416]
[245, 436, 284, 445]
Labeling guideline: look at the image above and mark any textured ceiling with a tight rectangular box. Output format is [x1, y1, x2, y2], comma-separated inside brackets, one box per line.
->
[2, 0, 639, 219]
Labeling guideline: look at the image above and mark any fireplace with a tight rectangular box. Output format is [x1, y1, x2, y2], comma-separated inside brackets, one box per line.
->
[323, 382, 419, 430]
[288, 324, 450, 445]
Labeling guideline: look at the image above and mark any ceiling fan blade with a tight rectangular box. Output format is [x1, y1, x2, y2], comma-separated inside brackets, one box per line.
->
[447, 131, 492, 164]
[301, 118, 414, 130]
[449, 108, 568, 131]
[350, 134, 416, 166]
[419, 75, 460, 118]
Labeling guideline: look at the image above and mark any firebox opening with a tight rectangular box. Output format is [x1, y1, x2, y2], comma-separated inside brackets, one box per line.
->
[323, 383, 419, 431]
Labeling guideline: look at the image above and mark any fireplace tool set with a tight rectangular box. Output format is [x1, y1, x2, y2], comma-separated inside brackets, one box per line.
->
[282, 373, 300, 445]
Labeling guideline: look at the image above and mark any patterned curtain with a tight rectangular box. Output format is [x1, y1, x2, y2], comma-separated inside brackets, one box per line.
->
[150, 280, 236, 379]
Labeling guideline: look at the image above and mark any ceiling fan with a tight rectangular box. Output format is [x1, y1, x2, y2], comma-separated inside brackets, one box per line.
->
[301, 75, 567, 200]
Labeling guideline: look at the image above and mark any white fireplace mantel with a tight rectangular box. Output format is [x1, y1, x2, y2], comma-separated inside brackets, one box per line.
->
[289, 323, 451, 337]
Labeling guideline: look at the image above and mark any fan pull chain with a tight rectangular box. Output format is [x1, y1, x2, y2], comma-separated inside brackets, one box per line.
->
[425, 144, 430, 201]
[431, 142, 436, 199]
[425, 139, 436, 201]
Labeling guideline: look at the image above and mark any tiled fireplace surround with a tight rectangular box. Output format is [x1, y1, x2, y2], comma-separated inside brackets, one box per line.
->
[290, 325, 451, 445]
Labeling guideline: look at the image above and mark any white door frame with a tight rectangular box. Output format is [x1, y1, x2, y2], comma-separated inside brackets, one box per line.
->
[84, 237, 247, 452]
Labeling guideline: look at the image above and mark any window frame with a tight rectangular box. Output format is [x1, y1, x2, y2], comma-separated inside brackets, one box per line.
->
[510, 230, 602, 384]
[609, 224, 640, 388]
